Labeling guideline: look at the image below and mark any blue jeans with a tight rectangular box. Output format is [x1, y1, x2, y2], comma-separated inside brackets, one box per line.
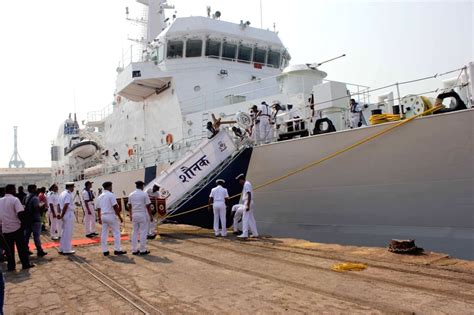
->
[24, 222, 44, 252]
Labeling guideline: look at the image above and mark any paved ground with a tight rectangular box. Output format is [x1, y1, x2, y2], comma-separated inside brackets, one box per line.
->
[3, 219, 474, 314]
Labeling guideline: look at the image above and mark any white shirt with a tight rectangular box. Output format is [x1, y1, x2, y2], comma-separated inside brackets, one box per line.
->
[241, 181, 254, 206]
[47, 191, 59, 206]
[209, 185, 229, 204]
[259, 103, 271, 118]
[58, 190, 75, 220]
[82, 189, 95, 211]
[0, 194, 24, 233]
[100, 190, 118, 215]
[147, 188, 162, 199]
[47, 191, 60, 214]
[128, 189, 151, 214]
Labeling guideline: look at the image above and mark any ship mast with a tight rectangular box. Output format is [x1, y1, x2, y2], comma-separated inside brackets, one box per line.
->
[136, 0, 175, 43]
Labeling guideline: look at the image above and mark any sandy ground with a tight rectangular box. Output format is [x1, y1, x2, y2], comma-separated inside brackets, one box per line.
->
[3, 218, 474, 314]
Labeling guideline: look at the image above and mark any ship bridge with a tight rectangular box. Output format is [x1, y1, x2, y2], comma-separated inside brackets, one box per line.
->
[116, 16, 290, 101]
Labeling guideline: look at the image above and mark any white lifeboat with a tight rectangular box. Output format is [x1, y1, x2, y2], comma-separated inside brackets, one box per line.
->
[66, 139, 99, 159]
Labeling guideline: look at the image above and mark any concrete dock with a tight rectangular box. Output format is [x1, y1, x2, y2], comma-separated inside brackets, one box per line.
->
[3, 223, 474, 314]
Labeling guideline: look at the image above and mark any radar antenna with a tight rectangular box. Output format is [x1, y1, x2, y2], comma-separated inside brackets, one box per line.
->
[9, 126, 25, 168]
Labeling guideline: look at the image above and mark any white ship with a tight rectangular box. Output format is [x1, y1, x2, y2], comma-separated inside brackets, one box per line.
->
[51, 0, 474, 259]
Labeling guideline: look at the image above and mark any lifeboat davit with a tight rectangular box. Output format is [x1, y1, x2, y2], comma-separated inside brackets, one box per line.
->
[66, 140, 99, 159]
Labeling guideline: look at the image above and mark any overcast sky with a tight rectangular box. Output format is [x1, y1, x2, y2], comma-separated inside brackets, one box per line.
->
[0, 0, 472, 168]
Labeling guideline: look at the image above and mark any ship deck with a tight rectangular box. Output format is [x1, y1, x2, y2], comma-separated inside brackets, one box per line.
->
[4, 221, 474, 314]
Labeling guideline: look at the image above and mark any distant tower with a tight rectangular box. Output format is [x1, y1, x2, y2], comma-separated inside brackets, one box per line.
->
[9, 126, 25, 168]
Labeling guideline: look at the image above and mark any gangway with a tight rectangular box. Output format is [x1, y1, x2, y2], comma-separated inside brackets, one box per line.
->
[144, 131, 240, 212]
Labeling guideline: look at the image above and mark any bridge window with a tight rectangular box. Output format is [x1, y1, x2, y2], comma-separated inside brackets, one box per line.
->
[267, 50, 281, 68]
[222, 42, 237, 60]
[157, 45, 165, 63]
[167, 40, 183, 58]
[238, 45, 252, 63]
[205, 39, 221, 58]
[186, 39, 203, 57]
[253, 48, 267, 64]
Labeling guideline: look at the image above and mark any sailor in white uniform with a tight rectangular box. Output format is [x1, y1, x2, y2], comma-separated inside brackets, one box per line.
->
[249, 105, 260, 144]
[231, 204, 244, 235]
[349, 98, 363, 128]
[58, 182, 76, 254]
[82, 181, 97, 238]
[47, 184, 61, 240]
[208, 179, 229, 237]
[146, 184, 161, 239]
[128, 181, 152, 255]
[236, 174, 259, 238]
[258, 101, 272, 143]
[98, 181, 126, 256]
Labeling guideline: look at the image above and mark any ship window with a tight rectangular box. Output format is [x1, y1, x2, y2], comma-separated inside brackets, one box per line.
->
[253, 48, 266, 64]
[186, 39, 202, 57]
[157, 45, 165, 63]
[267, 50, 280, 68]
[205, 39, 221, 58]
[238, 45, 252, 63]
[222, 42, 237, 60]
[167, 40, 183, 58]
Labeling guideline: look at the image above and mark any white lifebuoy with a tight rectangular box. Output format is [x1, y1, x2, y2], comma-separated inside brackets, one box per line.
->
[235, 111, 253, 129]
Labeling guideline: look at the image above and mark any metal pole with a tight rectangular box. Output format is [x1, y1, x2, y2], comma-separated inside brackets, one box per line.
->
[260, 0, 263, 28]
[396, 83, 402, 119]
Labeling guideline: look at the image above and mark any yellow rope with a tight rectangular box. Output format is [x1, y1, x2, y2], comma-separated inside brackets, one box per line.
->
[331, 262, 368, 272]
[163, 105, 443, 221]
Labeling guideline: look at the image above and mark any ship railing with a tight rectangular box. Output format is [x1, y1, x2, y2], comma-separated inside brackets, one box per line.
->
[87, 103, 114, 123]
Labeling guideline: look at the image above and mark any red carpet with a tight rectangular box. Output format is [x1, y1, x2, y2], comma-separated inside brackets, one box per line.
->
[32, 235, 130, 249]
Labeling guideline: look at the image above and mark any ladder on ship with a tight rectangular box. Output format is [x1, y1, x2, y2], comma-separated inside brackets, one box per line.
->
[164, 142, 249, 219]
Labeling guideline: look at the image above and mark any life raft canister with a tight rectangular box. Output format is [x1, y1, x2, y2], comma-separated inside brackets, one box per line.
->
[166, 133, 173, 145]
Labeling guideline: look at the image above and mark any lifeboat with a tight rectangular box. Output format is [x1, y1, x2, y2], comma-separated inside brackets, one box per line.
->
[65, 139, 99, 159]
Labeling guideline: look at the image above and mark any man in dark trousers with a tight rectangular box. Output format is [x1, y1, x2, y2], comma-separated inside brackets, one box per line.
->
[23, 185, 47, 257]
[16, 186, 27, 205]
[0, 184, 34, 271]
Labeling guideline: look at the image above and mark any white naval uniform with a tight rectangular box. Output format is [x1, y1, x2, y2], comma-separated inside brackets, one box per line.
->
[250, 111, 260, 144]
[259, 103, 272, 143]
[47, 191, 62, 239]
[128, 189, 151, 252]
[231, 204, 244, 232]
[99, 190, 122, 252]
[146, 189, 161, 236]
[82, 189, 96, 235]
[350, 102, 362, 128]
[209, 185, 229, 236]
[240, 181, 258, 237]
[58, 190, 76, 253]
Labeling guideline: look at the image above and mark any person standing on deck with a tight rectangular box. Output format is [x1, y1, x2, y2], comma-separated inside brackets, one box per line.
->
[128, 181, 153, 255]
[349, 98, 363, 128]
[236, 174, 259, 239]
[208, 179, 229, 237]
[98, 181, 126, 256]
[58, 182, 76, 255]
[257, 101, 272, 143]
[82, 181, 98, 238]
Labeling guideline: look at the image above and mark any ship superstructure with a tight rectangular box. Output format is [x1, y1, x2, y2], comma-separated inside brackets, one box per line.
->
[51, 0, 474, 259]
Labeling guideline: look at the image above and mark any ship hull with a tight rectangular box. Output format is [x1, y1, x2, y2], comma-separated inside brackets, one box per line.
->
[246, 109, 474, 259]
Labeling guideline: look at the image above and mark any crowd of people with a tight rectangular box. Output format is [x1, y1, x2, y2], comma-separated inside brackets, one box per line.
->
[0, 172, 259, 314]
[0, 171, 257, 263]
